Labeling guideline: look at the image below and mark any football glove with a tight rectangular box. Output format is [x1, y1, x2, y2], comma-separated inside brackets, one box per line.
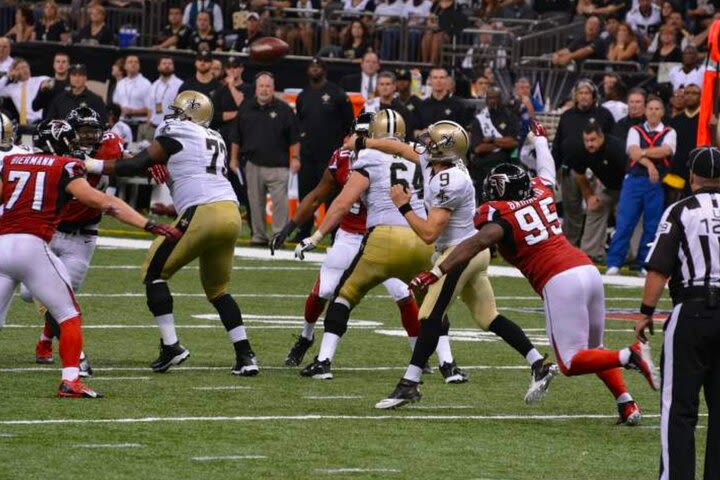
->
[145, 221, 183, 242]
[270, 220, 297, 256]
[409, 267, 443, 293]
[148, 164, 170, 184]
[529, 120, 547, 138]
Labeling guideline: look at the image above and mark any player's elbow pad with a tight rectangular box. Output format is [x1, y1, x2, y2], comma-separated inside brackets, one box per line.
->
[115, 149, 153, 177]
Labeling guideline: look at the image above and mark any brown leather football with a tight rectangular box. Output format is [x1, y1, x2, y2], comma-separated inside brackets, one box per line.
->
[249, 37, 290, 63]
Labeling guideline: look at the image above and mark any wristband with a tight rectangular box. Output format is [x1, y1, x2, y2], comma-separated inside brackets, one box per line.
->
[640, 303, 655, 316]
[398, 203, 413, 216]
[309, 230, 324, 244]
[83, 158, 104, 175]
[430, 265, 444, 278]
[355, 136, 366, 151]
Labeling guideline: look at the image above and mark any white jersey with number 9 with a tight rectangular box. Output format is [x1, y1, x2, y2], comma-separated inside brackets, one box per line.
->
[155, 118, 237, 214]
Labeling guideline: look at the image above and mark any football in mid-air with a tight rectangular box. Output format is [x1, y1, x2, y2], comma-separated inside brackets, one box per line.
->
[249, 37, 290, 63]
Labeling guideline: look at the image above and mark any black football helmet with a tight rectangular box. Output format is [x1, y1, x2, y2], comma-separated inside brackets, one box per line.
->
[33, 120, 79, 155]
[352, 112, 375, 137]
[66, 106, 103, 153]
[483, 163, 532, 202]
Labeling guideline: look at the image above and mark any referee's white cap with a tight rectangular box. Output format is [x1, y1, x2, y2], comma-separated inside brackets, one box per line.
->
[688, 146, 720, 179]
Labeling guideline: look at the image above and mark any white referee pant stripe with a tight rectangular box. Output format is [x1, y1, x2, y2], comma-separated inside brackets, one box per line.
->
[660, 303, 682, 480]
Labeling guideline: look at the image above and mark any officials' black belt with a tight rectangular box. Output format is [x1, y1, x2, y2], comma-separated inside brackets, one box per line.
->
[56, 224, 99, 236]
[676, 286, 720, 309]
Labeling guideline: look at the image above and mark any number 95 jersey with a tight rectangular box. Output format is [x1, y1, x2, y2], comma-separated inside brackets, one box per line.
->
[155, 119, 237, 215]
[475, 176, 592, 295]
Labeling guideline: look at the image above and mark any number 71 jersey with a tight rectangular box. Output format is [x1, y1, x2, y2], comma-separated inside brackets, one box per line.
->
[474, 177, 592, 295]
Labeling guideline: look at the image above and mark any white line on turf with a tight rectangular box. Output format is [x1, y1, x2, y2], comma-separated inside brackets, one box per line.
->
[192, 455, 267, 461]
[0, 433, 15, 437]
[90, 377, 151, 381]
[95, 237, 650, 288]
[91, 265, 318, 271]
[303, 395, 364, 400]
[0, 414, 665, 426]
[316, 468, 400, 474]
[75, 443, 143, 449]
[406, 405, 473, 410]
[0, 365, 531, 373]
[193, 386, 252, 391]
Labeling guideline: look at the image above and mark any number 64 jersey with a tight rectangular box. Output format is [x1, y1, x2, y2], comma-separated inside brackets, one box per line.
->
[156, 118, 237, 215]
[474, 176, 592, 295]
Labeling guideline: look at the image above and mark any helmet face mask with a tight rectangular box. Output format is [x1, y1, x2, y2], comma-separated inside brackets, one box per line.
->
[66, 107, 103, 153]
[483, 163, 532, 202]
[169, 90, 214, 127]
[426, 120, 469, 163]
[369, 109, 406, 140]
[33, 120, 79, 155]
[352, 112, 375, 138]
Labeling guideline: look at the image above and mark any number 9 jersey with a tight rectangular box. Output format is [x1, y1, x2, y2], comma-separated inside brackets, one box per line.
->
[155, 118, 237, 215]
[474, 176, 592, 295]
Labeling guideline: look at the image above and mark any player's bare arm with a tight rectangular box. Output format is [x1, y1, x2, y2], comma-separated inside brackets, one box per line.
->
[343, 134, 420, 164]
[390, 184, 450, 244]
[84, 139, 172, 176]
[636, 270, 668, 343]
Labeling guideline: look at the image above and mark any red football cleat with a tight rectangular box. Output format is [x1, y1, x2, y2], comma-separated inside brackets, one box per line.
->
[626, 342, 659, 390]
[617, 400, 641, 426]
[35, 340, 54, 364]
[57, 379, 103, 399]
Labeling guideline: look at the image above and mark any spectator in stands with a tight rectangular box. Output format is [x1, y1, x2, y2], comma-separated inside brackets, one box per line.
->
[154, 5, 193, 50]
[470, 87, 519, 192]
[552, 78, 615, 247]
[601, 79, 628, 121]
[569, 121, 627, 263]
[606, 22, 640, 62]
[183, 0, 223, 33]
[362, 70, 416, 136]
[497, 0, 537, 20]
[179, 50, 222, 126]
[231, 72, 300, 246]
[477, 0, 501, 19]
[613, 87, 646, 140]
[190, 11, 224, 52]
[281, 0, 321, 56]
[648, 12, 692, 56]
[550, 15, 605, 68]
[342, 20, 373, 60]
[339, 51, 380, 99]
[107, 57, 125, 105]
[669, 86, 685, 118]
[687, 0, 716, 32]
[511, 76, 542, 145]
[406, 0, 432, 61]
[146, 56, 183, 133]
[0, 58, 48, 127]
[32, 51, 70, 118]
[626, 0, 662, 48]
[576, 0, 625, 17]
[73, 4, 114, 45]
[606, 96, 676, 275]
[215, 56, 252, 144]
[668, 45, 704, 91]
[0, 38, 13, 75]
[421, 0, 467, 65]
[112, 55, 151, 137]
[231, 12, 264, 53]
[45, 64, 106, 123]
[5, 5, 34, 43]
[106, 103, 132, 147]
[417, 66, 468, 132]
[33, 1, 70, 43]
[375, 0, 404, 60]
[649, 24, 683, 63]
[295, 57, 354, 240]
[668, 82, 700, 198]
[211, 59, 224, 80]
[470, 73, 491, 101]
[394, 68, 422, 115]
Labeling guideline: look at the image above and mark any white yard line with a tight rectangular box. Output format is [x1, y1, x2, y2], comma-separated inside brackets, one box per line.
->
[406, 405, 473, 410]
[90, 377, 151, 381]
[193, 386, 252, 391]
[0, 433, 15, 437]
[0, 365, 532, 373]
[304, 395, 364, 400]
[0, 413, 664, 426]
[316, 468, 400, 474]
[192, 455, 266, 461]
[74, 443, 143, 449]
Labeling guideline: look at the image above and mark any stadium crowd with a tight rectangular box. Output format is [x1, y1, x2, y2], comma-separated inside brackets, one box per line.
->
[0, 0, 715, 275]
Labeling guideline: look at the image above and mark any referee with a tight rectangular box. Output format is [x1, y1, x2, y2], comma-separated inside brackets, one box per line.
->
[636, 146, 720, 480]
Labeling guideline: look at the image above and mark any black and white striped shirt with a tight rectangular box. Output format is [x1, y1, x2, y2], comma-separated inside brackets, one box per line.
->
[646, 187, 720, 301]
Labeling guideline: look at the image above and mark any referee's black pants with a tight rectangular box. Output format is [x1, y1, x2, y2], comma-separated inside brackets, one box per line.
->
[660, 301, 720, 480]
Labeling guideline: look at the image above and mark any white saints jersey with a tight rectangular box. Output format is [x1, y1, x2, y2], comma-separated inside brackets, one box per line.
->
[0, 144, 31, 161]
[353, 147, 426, 228]
[155, 119, 237, 214]
[420, 153, 477, 251]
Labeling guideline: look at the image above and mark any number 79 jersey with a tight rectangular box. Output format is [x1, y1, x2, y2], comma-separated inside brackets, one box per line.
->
[474, 177, 592, 295]
[155, 118, 237, 215]
[353, 147, 426, 228]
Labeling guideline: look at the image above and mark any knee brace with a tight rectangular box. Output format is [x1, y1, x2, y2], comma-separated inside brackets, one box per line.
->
[324, 301, 351, 337]
[146, 281, 173, 317]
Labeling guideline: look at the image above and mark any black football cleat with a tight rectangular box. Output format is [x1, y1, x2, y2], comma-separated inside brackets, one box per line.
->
[232, 351, 259, 376]
[300, 356, 333, 379]
[79, 352, 93, 378]
[439, 360, 468, 384]
[150, 340, 190, 373]
[284, 336, 314, 367]
[525, 357, 559, 405]
[375, 379, 421, 409]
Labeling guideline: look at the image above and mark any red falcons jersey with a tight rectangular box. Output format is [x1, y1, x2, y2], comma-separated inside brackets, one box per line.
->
[475, 177, 592, 295]
[327, 148, 367, 235]
[0, 153, 86, 242]
[60, 131, 124, 227]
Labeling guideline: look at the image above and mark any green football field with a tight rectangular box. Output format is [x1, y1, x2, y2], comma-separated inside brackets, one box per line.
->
[0, 229, 701, 480]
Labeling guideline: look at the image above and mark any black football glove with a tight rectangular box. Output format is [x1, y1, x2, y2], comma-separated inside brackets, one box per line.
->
[269, 221, 297, 256]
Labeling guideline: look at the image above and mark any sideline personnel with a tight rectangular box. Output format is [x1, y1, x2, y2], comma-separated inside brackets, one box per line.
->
[637, 146, 720, 480]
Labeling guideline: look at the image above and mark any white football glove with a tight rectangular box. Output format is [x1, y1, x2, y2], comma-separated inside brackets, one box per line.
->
[294, 237, 317, 260]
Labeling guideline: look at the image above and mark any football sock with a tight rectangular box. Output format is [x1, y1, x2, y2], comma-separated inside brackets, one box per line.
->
[317, 333, 340, 362]
[488, 315, 535, 360]
[616, 392, 633, 404]
[436, 336, 453, 365]
[566, 349, 622, 375]
[304, 293, 326, 324]
[596, 367, 630, 401]
[397, 295, 420, 337]
[156, 314, 178, 346]
[40, 321, 53, 342]
[619, 347, 631, 365]
[525, 349, 544, 367]
[408, 336, 417, 351]
[147, 281, 178, 346]
[59, 316, 82, 381]
[302, 322, 315, 341]
[403, 364, 423, 383]
[410, 316, 442, 372]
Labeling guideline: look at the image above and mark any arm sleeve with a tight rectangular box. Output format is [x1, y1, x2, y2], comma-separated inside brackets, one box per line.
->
[645, 204, 682, 276]
[534, 136, 556, 186]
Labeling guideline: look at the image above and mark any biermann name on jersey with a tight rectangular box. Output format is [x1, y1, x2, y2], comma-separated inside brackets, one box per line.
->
[10, 156, 56, 166]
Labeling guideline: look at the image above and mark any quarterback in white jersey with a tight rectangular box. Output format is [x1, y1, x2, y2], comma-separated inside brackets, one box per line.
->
[86, 91, 258, 376]
[294, 109, 438, 381]
[350, 120, 558, 409]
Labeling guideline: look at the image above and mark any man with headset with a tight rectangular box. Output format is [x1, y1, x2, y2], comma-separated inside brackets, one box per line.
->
[552, 79, 615, 247]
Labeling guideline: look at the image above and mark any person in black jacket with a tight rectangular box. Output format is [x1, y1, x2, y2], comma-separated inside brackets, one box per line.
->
[338, 51, 380, 99]
[45, 64, 106, 124]
[552, 79, 615, 247]
[32, 51, 70, 118]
